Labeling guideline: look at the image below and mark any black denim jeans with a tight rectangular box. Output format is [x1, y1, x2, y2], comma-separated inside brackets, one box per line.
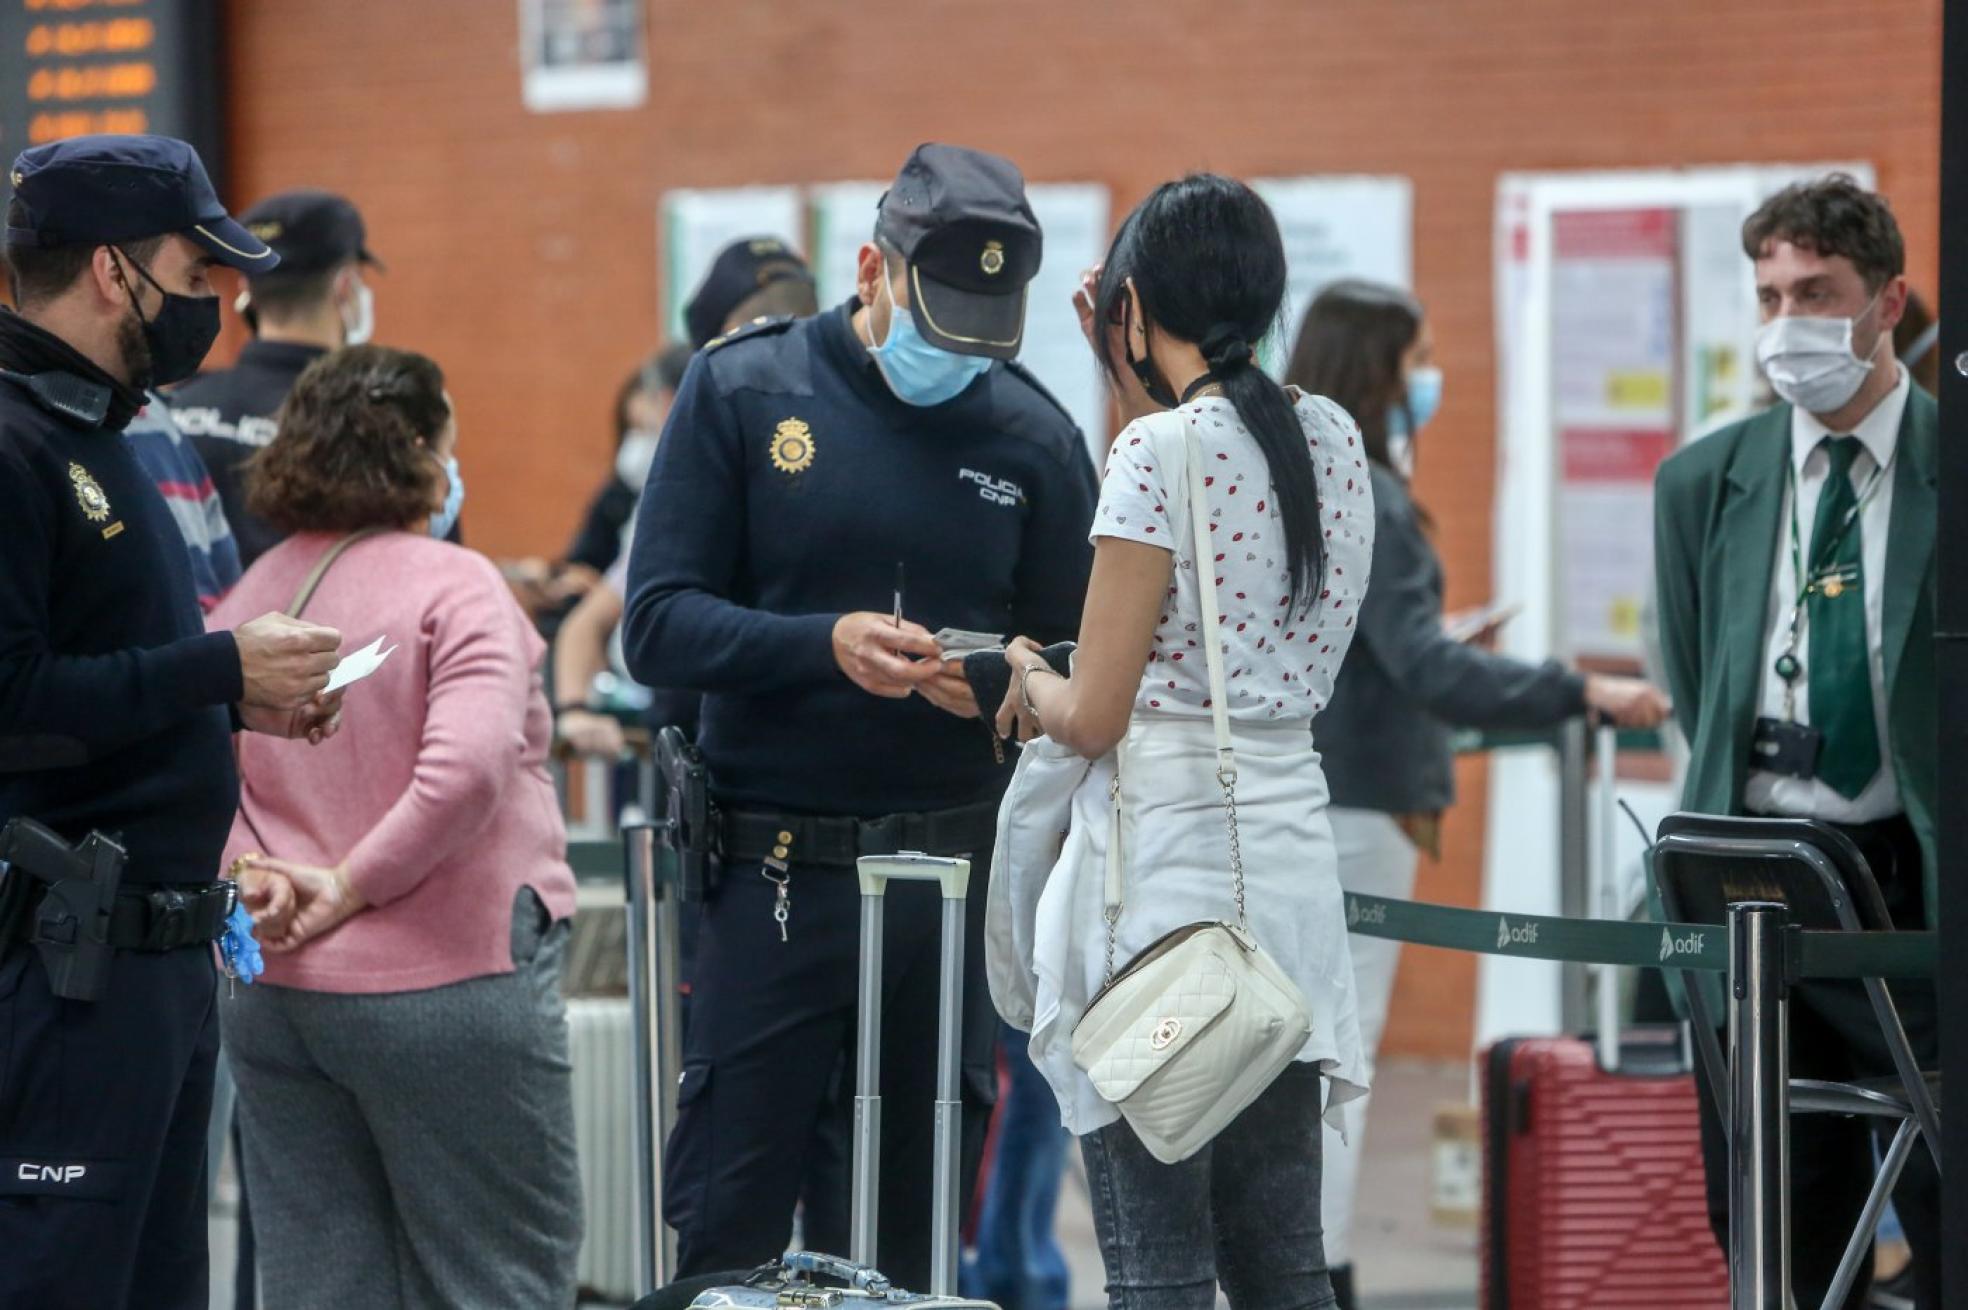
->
[1080, 1063, 1337, 1310]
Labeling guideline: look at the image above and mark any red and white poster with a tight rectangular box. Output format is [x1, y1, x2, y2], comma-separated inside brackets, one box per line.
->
[1550, 208, 1678, 662]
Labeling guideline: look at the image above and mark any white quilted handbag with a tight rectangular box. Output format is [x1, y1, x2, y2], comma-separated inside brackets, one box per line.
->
[1069, 416, 1313, 1165]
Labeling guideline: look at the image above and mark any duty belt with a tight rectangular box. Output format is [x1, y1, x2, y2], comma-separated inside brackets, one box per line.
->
[11, 882, 234, 952]
[721, 800, 1000, 868]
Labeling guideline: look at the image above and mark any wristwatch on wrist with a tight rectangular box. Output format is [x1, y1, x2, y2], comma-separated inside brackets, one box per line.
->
[1018, 662, 1048, 729]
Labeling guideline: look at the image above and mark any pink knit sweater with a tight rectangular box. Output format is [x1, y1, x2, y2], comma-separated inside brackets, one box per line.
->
[210, 531, 577, 994]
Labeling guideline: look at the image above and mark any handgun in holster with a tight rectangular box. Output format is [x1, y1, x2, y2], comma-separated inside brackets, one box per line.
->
[654, 725, 719, 902]
[0, 818, 127, 1002]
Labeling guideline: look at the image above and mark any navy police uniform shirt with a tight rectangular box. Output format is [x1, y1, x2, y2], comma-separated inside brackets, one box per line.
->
[0, 310, 243, 884]
[623, 300, 1098, 818]
[167, 339, 329, 568]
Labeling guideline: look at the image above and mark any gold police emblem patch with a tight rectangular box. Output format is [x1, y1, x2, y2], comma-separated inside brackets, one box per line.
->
[68, 462, 111, 522]
[770, 419, 815, 475]
[981, 240, 1006, 276]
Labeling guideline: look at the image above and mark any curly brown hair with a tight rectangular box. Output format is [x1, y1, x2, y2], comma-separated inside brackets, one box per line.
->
[1742, 174, 1905, 290]
[246, 344, 451, 534]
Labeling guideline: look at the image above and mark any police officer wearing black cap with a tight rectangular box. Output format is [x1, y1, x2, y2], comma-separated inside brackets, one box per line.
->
[683, 235, 819, 350]
[623, 143, 1097, 1288]
[0, 135, 345, 1310]
[169, 187, 386, 567]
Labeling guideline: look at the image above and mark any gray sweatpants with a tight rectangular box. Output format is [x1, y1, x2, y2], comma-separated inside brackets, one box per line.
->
[224, 888, 583, 1310]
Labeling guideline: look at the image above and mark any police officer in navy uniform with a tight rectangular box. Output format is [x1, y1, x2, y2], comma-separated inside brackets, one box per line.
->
[168, 188, 387, 568]
[624, 143, 1097, 1288]
[0, 136, 344, 1310]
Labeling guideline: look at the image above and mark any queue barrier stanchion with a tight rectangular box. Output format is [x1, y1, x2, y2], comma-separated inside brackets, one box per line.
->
[1339, 878, 1938, 1308]
[1447, 724, 1665, 1034]
[1728, 902, 1790, 1310]
[624, 823, 682, 1293]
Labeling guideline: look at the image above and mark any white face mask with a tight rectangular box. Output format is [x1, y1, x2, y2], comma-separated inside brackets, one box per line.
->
[341, 280, 375, 347]
[1387, 432, 1415, 480]
[616, 429, 661, 489]
[1754, 291, 1884, 416]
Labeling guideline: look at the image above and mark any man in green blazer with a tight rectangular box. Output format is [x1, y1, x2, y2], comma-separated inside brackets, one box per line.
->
[1653, 174, 1938, 1310]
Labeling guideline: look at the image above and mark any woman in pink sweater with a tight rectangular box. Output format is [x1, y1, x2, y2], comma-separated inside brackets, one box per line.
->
[210, 344, 581, 1310]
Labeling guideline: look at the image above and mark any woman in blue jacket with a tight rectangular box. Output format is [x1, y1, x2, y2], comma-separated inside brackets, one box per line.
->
[1284, 281, 1670, 1310]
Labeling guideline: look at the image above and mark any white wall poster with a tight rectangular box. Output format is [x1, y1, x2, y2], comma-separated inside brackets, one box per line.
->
[519, 0, 647, 113]
[1251, 176, 1414, 373]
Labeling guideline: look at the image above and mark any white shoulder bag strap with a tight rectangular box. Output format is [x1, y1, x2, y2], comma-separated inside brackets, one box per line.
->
[1100, 414, 1249, 979]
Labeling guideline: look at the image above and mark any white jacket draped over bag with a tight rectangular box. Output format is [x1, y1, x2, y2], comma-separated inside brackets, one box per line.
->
[985, 394, 1374, 1140]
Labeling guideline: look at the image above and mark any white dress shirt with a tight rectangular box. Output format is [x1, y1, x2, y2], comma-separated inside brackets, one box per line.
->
[1744, 365, 1909, 823]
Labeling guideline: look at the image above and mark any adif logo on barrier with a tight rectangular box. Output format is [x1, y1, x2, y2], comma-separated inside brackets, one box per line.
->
[1347, 896, 1386, 928]
[1659, 927, 1707, 963]
[1496, 917, 1540, 950]
[17, 1163, 86, 1185]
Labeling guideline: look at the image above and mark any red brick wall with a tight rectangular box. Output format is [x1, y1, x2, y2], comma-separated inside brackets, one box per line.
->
[218, 0, 1941, 1058]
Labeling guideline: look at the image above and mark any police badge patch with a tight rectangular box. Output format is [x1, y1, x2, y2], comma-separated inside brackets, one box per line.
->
[770, 419, 815, 475]
[68, 463, 111, 522]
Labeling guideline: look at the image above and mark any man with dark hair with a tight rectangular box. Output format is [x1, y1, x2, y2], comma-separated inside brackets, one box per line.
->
[0, 134, 345, 1310]
[623, 144, 1097, 1287]
[168, 188, 385, 567]
[1654, 174, 1939, 1308]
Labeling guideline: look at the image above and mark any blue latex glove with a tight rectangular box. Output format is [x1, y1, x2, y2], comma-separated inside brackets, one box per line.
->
[219, 900, 265, 984]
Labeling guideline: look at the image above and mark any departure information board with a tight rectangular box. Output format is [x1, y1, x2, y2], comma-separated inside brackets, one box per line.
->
[0, 0, 221, 194]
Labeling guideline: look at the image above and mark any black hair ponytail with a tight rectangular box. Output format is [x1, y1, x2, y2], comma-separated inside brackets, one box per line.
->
[1093, 174, 1325, 614]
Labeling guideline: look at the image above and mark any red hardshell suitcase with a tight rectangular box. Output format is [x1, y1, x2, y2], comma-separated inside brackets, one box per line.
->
[1477, 725, 1727, 1308]
[1480, 1031, 1726, 1308]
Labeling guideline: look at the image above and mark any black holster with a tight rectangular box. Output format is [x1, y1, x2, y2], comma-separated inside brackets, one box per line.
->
[0, 818, 127, 1002]
[655, 725, 719, 902]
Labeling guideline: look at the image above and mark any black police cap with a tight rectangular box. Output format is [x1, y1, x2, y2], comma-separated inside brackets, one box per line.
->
[684, 236, 813, 350]
[5, 134, 278, 272]
[876, 144, 1041, 361]
[240, 188, 383, 279]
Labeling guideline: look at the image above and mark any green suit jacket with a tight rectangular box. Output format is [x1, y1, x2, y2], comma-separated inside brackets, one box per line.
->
[1651, 387, 1939, 920]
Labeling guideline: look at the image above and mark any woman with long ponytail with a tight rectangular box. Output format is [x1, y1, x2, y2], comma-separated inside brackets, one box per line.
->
[989, 174, 1374, 1309]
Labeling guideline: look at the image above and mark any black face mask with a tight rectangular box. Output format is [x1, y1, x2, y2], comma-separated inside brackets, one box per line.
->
[114, 248, 220, 388]
[1124, 300, 1180, 410]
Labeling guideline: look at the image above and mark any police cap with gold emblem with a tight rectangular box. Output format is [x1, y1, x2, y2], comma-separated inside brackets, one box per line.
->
[5, 134, 279, 272]
[238, 188, 383, 279]
[876, 142, 1041, 361]
[684, 236, 814, 351]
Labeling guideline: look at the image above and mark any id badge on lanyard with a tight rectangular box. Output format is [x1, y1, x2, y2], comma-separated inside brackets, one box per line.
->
[1755, 449, 1886, 780]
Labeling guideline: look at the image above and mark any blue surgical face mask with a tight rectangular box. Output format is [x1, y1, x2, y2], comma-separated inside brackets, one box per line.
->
[1387, 365, 1443, 478]
[429, 454, 464, 540]
[864, 271, 991, 407]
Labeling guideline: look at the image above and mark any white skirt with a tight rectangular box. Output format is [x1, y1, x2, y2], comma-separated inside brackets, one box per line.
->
[987, 712, 1368, 1139]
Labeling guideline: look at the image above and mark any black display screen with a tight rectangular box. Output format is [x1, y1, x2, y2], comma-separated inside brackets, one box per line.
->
[0, 0, 222, 198]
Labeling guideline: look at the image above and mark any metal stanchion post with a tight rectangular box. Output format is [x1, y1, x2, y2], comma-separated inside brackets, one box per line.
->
[1592, 723, 1621, 1071]
[1728, 901, 1790, 1310]
[1557, 718, 1591, 1033]
[626, 824, 682, 1292]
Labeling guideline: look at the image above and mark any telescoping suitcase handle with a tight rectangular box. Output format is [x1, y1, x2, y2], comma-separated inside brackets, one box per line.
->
[852, 853, 971, 1299]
